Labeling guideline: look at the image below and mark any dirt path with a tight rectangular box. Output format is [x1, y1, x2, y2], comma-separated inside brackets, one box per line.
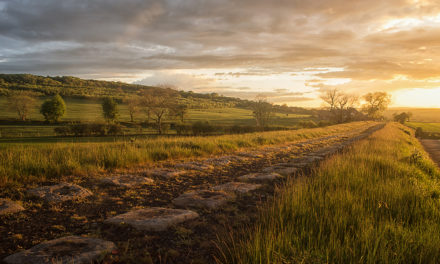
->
[421, 139, 440, 167]
[0, 123, 384, 264]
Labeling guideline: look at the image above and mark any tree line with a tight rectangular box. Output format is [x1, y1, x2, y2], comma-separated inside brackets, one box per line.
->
[319, 89, 393, 123]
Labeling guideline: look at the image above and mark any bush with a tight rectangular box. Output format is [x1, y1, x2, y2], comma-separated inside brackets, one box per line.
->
[54, 126, 70, 136]
[298, 120, 318, 128]
[173, 123, 192, 135]
[415, 127, 424, 138]
[192, 121, 214, 136]
[108, 124, 124, 135]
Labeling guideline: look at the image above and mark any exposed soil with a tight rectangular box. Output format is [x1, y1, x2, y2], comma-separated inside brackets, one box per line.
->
[0, 124, 384, 264]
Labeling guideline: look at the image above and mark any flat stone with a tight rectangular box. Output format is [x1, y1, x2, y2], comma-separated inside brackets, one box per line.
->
[0, 199, 25, 215]
[27, 183, 92, 203]
[150, 168, 185, 179]
[173, 190, 234, 210]
[238, 172, 283, 183]
[174, 162, 214, 171]
[212, 182, 262, 194]
[100, 174, 153, 187]
[262, 166, 298, 176]
[236, 152, 265, 158]
[3, 236, 115, 264]
[105, 207, 199, 231]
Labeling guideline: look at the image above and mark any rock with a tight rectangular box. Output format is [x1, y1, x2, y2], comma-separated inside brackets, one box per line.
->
[27, 183, 92, 203]
[149, 168, 185, 179]
[104, 207, 199, 231]
[205, 156, 234, 166]
[238, 172, 283, 183]
[100, 174, 154, 187]
[262, 166, 298, 176]
[236, 152, 265, 158]
[174, 162, 214, 171]
[172, 190, 234, 210]
[3, 236, 115, 264]
[0, 199, 25, 215]
[212, 182, 262, 194]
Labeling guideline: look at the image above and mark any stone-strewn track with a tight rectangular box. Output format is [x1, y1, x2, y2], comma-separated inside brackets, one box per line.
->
[0, 123, 384, 264]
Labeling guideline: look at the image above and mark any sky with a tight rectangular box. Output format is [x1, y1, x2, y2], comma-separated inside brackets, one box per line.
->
[1, 0, 440, 107]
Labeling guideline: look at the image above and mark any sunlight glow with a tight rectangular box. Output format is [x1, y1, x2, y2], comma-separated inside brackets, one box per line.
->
[393, 87, 440, 108]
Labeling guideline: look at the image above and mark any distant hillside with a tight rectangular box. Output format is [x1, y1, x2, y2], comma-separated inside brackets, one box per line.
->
[0, 73, 314, 114]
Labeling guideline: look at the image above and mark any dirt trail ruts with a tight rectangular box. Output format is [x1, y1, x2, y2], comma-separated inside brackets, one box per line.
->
[0, 123, 385, 264]
[421, 139, 440, 167]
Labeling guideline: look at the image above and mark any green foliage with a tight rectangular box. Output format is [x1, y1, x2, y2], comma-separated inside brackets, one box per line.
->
[101, 97, 118, 123]
[393, 112, 412, 124]
[218, 123, 440, 264]
[40, 95, 66, 122]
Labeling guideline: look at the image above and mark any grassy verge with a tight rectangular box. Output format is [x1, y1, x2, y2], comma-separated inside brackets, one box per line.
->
[0, 122, 375, 187]
[218, 123, 440, 263]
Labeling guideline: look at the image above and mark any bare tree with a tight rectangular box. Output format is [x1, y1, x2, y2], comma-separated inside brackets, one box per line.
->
[362, 92, 391, 120]
[320, 88, 359, 123]
[141, 89, 178, 134]
[169, 103, 188, 123]
[252, 95, 273, 128]
[7, 90, 37, 121]
[124, 95, 141, 122]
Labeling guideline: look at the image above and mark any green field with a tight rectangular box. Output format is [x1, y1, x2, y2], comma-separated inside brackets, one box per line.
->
[407, 122, 440, 133]
[219, 123, 440, 263]
[0, 96, 312, 139]
[0, 121, 375, 188]
[386, 108, 440, 122]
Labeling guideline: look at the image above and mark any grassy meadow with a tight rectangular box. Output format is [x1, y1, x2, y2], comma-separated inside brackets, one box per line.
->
[218, 123, 440, 263]
[0, 121, 375, 188]
[0, 97, 312, 139]
[407, 122, 440, 133]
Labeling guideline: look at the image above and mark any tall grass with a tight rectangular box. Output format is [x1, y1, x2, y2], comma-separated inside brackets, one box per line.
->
[0, 122, 375, 187]
[218, 123, 440, 264]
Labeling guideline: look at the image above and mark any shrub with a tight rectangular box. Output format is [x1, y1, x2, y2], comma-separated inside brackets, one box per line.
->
[107, 124, 124, 135]
[192, 121, 214, 136]
[415, 127, 424, 138]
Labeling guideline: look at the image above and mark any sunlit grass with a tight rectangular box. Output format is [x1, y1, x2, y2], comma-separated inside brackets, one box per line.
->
[218, 123, 440, 264]
[0, 122, 375, 187]
[407, 122, 440, 133]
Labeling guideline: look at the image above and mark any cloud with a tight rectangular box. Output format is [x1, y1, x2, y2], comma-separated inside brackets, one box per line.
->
[135, 71, 215, 90]
[1, 0, 440, 105]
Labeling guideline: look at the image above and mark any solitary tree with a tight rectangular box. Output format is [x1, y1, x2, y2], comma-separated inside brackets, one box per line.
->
[141, 89, 177, 134]
[102, 97, 118, 123]
[362, 92, 391, 120]
[252, 95, 273, 128]
[125, 96, 141, 122]
[40, 94, 66, 122]
[393, 112, 412, 124]
[7, 90, 36, 121]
